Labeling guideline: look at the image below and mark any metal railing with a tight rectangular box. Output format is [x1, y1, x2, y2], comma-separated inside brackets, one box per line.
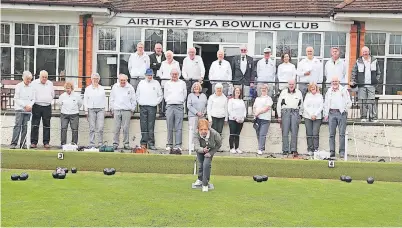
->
[2, 75, 402, 120]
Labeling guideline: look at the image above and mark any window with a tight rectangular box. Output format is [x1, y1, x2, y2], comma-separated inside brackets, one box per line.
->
[97, 54, 118, 86]
[36, 49, 57, 77]
[301, 33, 322, 56]
[38, 25, 56, 46]
[276, 31, 298, 58]
[193, 31, 248, 43]
[385, 58, 402, 95]
[167, 29, 187, 54]
[365, 33, 386, 56]
[1, 47, 11, 76]
[14, 23, 35, 46]
[98, 27, 117, 51]
[144, 29, 163, 52]
[1, 23, 10, 44]
[14, 48, 34, 79]
[324, 32, 346, 58]
[255, 32, 273, 55]
[120, 27, 141, 53]
[389, 34, 402, 55]
[59, 25, 79, 48]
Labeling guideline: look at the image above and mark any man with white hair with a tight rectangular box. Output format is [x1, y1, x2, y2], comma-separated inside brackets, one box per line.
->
[277, 79, 303, 157]
[325, 47, 347, 86]
[164, 68, 187, 154]
[182, 47, 205, 92]
[10, 71, 35, 149]
[231, 45, 255, 99]
[84, 73, 106, 148]
[158, 50, 181, 117]
[351, 46, 381, 122]
[297, 47, 323, 97]
[209, 49, 232, 96]
[31, 70, 55, 149]
[324, 75, 352, 158]
[128, 42, 150, 91]
[110, 74, 137, 150]
[136, 68, 163, 150]
[256, 47, 276, 97]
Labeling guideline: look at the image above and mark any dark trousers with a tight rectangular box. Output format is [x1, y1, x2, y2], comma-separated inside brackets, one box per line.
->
[158, 88, 166, 115]
[197, 152, 213, 186]
[139, 105, 157, 146]
[11, 111, 31, 146]
[60, 113, 79, 145]
[304, 118, 321, 152]
[228, 120, 243, 149]
[211, 117, 225, 134]
[31, 104, 51, 145]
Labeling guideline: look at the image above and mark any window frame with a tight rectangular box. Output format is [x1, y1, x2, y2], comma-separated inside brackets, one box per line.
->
[36, 24, 58, 48]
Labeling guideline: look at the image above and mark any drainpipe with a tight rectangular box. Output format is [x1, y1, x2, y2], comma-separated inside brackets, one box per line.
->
[81, 14, 92, 95]
[356, 21, 361, 60]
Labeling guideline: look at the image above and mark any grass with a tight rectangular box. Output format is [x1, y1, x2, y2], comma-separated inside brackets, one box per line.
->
[2, 149, 402, 182]
[2, 169, 402, 227]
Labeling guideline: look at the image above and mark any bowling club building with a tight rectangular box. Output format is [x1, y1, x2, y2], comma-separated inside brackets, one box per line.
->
[1, 0, 402, 96]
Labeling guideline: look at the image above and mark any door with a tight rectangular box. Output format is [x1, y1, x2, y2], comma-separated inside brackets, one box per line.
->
[194, 44, 202, 56]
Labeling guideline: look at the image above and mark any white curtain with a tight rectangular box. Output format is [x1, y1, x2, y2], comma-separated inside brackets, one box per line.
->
[64, 25, 79, 86]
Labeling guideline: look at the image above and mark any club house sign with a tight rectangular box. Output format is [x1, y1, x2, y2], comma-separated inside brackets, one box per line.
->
[127, 18, 320, 30]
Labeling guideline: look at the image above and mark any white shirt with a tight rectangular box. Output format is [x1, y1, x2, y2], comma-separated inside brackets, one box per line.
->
[163, 79, 187, 105]
[297, 57, 323, 85]
[182, 55, 205, 80]
[14, 81, 35, 111]
[303, 92, 324, 119]
[256, 58, 276, 83]
[323, 85, 352, 117]
[240, 55, 247, 75]
[276, 89, 304, 118]
[156, 55, 162, 63]
[158, 60, 181, 87]
[58, 92, 82, 115]
[136, 79, 163, 106]
[83, 84, 106, 112]
[207, 94, 228, 121]
[209, 59, 232, 82]
[32, 79, 55, 106]
[325, 58, 347, 84]
[277, 62, 297, 90]
[128, 52, 150, 78]
[110, 83, 137, 111]
[228, 98, 246, 122]
[253, 95, 273, 120]
[363, 58, 372, 85]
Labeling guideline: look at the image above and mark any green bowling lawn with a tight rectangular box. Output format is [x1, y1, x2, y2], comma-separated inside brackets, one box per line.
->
[2, 169, 401, 227]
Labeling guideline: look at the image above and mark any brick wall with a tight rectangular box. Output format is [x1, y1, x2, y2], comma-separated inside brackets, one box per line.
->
[78, 16, 94, 88]
[348, 22, 366, 83]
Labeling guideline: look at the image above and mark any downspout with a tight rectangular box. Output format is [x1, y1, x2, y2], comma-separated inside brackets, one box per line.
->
[356, 21, 361, 60]
[81, 14, 92, 95]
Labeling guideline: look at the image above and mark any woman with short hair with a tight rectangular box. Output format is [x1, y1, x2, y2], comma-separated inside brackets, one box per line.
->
[207, 83, 228, 135]
[253, 84, 273, 155]
[58, 81, 82, 146]
[303, 82, 323, 155]
[187, 82, 208, 135]
[227, 87, 246, 154]
[193, 119, 222, 192]
[84, 73, 106, 148]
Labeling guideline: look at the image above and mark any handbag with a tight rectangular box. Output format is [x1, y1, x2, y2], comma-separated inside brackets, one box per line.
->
[99, 141, 115, 152]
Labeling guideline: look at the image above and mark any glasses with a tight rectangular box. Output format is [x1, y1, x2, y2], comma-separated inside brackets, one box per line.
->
[240, 49, 247, 52]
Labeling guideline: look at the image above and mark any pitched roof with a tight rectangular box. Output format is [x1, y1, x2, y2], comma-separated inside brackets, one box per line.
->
[334, 0, 402, 13]
[110, 0, 342, 16]
[3, 0, 343, 16]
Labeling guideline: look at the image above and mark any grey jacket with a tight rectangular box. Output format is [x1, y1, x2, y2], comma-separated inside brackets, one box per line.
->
[187, 84, 208, 117]
[351, 56, 381, 86]
[193, 128, 222, 156]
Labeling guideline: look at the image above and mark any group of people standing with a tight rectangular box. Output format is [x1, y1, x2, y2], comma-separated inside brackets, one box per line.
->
[10, 42, 380, 161]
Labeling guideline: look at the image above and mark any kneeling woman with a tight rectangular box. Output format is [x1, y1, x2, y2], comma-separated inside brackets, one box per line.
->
[253, 84, 273, 155]
[193, 119, 222, 192]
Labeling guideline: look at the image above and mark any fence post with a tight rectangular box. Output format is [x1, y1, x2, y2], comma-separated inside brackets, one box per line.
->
[189, 124, 193, 155]
[344, 131, 348, 161]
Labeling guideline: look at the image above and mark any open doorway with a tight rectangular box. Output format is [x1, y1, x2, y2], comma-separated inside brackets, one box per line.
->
[195, 44, 219, 96]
